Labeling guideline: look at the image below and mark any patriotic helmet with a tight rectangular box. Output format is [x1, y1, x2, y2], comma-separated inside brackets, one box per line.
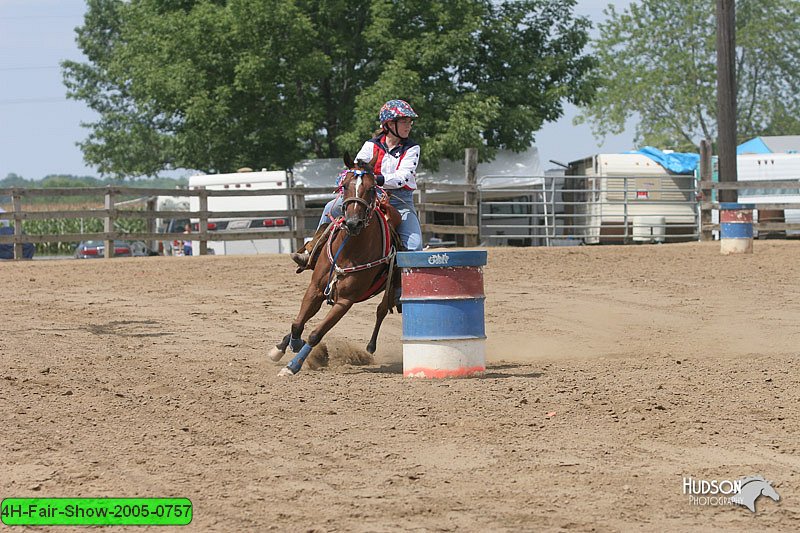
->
[379, 99, 418, 124]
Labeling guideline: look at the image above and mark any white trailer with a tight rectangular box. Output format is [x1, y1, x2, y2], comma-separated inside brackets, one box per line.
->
[188, 169, 293, 255]
[566, 153, 697, 244]
[736, 153, 800, 235]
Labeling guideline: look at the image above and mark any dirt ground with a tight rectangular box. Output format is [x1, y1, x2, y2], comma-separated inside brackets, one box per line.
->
[2, 241, 799, 532]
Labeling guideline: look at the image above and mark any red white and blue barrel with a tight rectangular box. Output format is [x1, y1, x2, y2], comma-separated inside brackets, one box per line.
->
[397, 250, 487, 378]
[720, 202, 754, 254]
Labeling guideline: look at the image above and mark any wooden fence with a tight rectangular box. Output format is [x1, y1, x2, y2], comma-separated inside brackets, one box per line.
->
[697, 180, 800, 240]
[0, 183, 479, 260]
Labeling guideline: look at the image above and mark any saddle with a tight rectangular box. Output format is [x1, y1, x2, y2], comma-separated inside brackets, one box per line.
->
[296, 201, 402, 274]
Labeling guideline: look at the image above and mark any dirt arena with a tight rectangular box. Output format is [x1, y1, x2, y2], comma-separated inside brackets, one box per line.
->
[2, 241, 799, 531]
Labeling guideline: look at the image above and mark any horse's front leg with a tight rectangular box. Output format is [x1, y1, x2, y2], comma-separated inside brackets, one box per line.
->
[268, 282, 325, 362]
[367, 288, 393, 354]
[279, 297, 355, 376]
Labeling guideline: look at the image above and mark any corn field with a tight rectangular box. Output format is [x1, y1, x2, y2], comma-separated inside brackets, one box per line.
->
[0, 197, 151, 255]
[21, 217, 147, 255]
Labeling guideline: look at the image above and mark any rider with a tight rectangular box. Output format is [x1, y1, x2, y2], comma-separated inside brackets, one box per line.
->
[290, 99, 424, 269]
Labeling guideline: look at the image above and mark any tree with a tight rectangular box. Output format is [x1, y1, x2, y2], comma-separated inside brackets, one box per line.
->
[64, 0, 596, 177]
[577, 0, 800, 151]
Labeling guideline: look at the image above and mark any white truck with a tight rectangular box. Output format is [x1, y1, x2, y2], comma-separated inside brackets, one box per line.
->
[188, 169, 294, 255]
[154, 194, 191, 255]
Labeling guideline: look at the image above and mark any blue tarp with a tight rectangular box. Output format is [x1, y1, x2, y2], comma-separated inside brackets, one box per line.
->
[737, 137, 771, 154]
[629, 146, 700, 174]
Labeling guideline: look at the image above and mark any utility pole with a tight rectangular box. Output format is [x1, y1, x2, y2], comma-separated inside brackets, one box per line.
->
[716, 0, 737, 203]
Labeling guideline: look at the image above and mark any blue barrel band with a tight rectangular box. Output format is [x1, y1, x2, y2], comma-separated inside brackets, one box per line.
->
[720, 222, 753, 239]
[401, 298, 485, 339]
[719, 202, 756, 210]
[397, 250, 487, 268]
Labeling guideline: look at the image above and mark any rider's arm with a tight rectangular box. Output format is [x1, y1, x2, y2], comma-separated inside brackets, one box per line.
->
[355, 141, 385, 186]
[381, 144, 420, 190]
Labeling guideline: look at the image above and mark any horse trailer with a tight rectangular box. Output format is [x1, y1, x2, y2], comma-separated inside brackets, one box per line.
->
[188, 169, 294, 255]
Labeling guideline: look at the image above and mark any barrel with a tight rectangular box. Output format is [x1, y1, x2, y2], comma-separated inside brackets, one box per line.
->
[720, 203, 754, 255]
[397, 250, 487, 378]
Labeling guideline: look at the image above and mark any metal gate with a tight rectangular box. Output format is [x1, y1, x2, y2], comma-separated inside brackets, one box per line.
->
[478, 174, 700, 246]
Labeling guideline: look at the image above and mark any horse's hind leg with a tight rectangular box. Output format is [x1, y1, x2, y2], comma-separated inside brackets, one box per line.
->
[268, 284, 326, 362]
[366, 289, 393, 354]
[279, 298, 355, 376]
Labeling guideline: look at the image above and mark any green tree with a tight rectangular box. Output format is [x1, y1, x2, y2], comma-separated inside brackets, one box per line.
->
[578, 0, 800, 151]
[64, 0, 595, 177]
[1, 173, 31, 187]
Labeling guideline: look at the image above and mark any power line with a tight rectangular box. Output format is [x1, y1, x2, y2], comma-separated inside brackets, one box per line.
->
[0, 15, 82, 20]
[0, 66, 61, 71]
[0, 97, 68, 106]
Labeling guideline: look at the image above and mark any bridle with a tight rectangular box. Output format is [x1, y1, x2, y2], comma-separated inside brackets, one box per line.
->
[341, 167, 377, 232]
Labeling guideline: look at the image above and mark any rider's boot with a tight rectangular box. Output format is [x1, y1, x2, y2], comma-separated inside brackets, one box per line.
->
[291, 225, 329, 272]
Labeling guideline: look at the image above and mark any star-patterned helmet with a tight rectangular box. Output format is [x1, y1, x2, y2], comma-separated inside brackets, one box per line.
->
[379, 99, 418, 124]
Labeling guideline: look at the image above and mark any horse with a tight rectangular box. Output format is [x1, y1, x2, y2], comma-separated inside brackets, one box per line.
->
[268, 154, 401, 376]
[731, 476, 780, 513]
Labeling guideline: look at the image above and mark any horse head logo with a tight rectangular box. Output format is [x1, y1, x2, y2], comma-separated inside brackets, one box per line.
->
[731, 476, 780, 513]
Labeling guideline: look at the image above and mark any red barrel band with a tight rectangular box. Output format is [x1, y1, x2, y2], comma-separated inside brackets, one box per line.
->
[401, 266, 485, 299]
[720, 209, 753, 223]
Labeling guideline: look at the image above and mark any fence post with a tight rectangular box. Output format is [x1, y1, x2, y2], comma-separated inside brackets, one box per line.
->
[699, 139, 713, 241]
[198, 189, 208, 255]
[416, 182, 428, 245]
[104, 187, 115, 258]
[12, 189, 23, 260]
[464, 148, 478, 247]
[146, 197, 157, 253]
[292, 188, 306, 252]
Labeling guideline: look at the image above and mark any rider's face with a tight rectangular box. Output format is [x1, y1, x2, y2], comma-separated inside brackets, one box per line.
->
[394, 117, 413, 135]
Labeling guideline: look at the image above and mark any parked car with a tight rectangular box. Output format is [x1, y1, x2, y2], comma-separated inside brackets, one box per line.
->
[74, 240, 133, 259]
[0, 225, 35, 259]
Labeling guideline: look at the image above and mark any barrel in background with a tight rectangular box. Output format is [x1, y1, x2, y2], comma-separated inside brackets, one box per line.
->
[720, 203, 754, 255]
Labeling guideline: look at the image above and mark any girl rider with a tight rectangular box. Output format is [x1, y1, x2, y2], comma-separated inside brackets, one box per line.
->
[291, 99, 424, 269]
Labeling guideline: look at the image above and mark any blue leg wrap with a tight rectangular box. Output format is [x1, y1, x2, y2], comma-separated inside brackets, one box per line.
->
[289, 336, 304, 352]
[286, 344, 313, 374]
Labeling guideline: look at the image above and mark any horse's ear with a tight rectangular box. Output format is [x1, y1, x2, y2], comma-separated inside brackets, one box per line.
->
[343, 151, 354, 169]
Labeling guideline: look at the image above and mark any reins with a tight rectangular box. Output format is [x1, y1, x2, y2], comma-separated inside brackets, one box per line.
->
[323, 209, 396, 305]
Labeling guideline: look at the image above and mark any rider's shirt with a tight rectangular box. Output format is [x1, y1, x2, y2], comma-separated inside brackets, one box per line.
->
[355, 135, 420, 191]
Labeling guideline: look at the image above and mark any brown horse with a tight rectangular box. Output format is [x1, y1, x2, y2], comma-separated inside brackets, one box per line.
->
[268, 154, 400, 376]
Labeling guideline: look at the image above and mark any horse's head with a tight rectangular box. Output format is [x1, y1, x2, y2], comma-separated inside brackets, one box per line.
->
[759, 481, 780, 502]
[340, 152, 378, 236]
[733, 476, 781, 512]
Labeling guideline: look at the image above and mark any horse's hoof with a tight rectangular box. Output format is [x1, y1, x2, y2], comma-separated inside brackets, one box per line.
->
[277, 367, 296, 377]
[268, 346, 285, 362]
[366, 344, 376, 355]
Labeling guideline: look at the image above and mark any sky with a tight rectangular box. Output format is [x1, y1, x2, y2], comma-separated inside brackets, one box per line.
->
[0, 0, 634, 181]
